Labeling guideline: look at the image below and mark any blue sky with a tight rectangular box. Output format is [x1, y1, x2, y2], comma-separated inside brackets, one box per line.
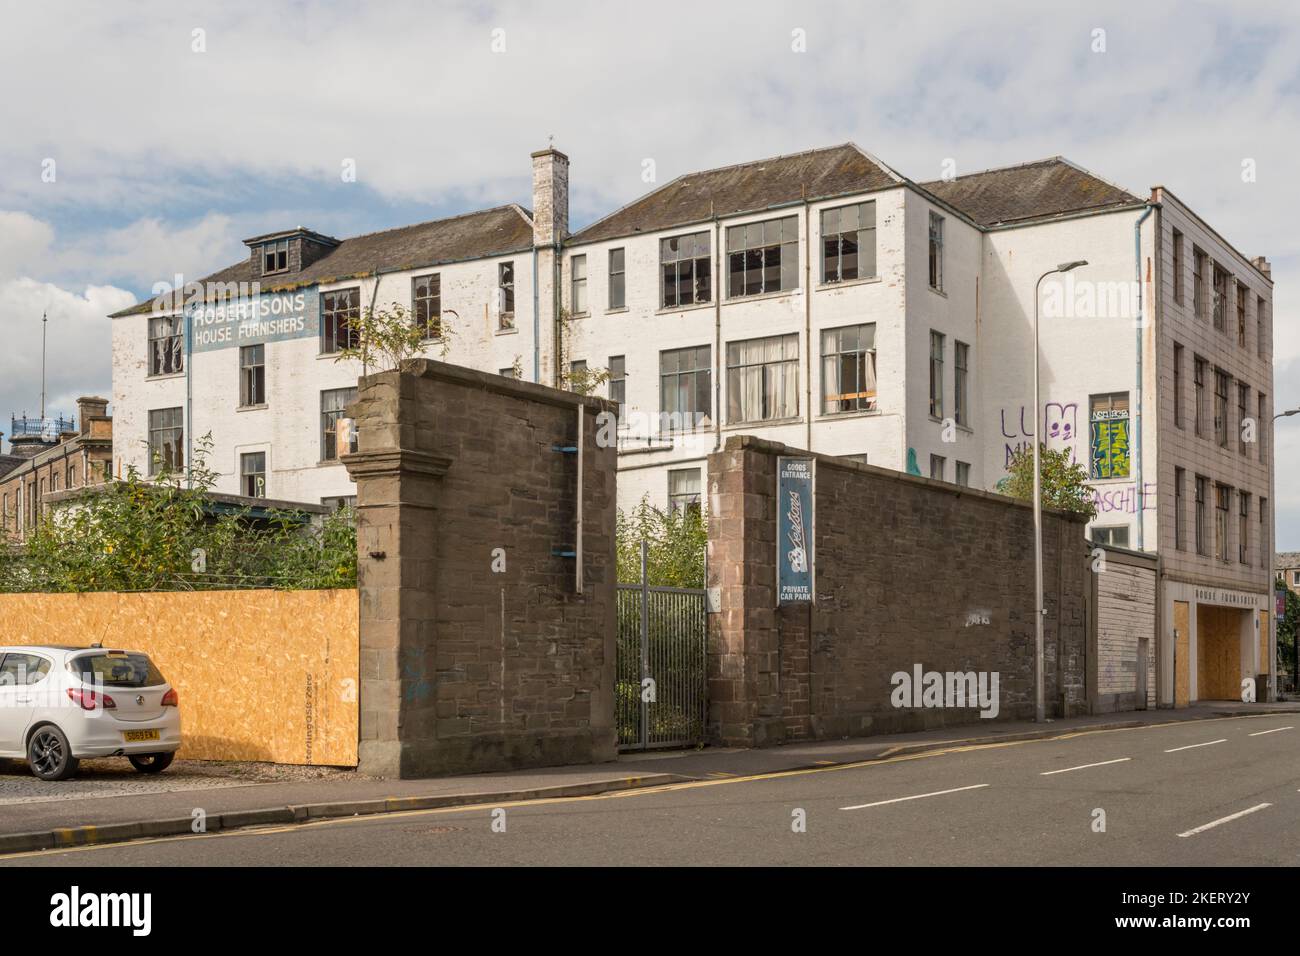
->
[1, 0, 1297, 544]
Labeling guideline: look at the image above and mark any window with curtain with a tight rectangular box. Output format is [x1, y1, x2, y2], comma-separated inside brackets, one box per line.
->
[820, 323, 877, 414]
[726, 333, 799, 424]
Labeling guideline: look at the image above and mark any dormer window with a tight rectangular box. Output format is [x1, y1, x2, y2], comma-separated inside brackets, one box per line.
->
[263, 239, 290, 275]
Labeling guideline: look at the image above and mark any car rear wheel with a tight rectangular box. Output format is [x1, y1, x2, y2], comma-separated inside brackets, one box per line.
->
[128, 752, 174, 774]
[28, 726, 79, 781]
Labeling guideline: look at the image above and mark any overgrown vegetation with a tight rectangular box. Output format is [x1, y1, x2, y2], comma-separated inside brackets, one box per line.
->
[332, 302, 454, 372]
[1277, 578, 1300, 692]
[616, 498, 706, 587]
[999, 444, 1099, 518]
[0, 438, 356, 593]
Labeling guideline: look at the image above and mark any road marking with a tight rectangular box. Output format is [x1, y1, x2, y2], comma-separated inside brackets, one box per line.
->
[1164, 738, 1227, 753]
[1248, 726, 1293, 737]
[839, 783, 988, 811]
[1039, 757, 1131, 776]
[1177, 803, 1272, 838]
[2, 714, 1292, 860]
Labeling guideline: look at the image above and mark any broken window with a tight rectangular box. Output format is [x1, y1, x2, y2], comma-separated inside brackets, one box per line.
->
[320, 387, 357, 462]
[660, 232, 711, 308]
[412, 274, 441, 339]
[821, 201, 876, 284]
[321, 287, 360, 354]
[821, 323, 877, 414]
[498, 262, 515, 328]
[241, 451, 266, 499]
[263, 239, 289, 275]
[148, 315, 183, 376]
[726, 333, 799, 424]
[930, 455, 945, 481]
[147, 407, 183, 476]
[1212, 264, 1228, 331]
[726, 216, 798, 298]
[928, 212, 944, 292]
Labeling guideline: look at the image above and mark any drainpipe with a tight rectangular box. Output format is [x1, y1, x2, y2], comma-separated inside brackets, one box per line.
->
[713, 209, 722, 452]
[803, 188, 812, 451]
[532, 247, 540, 382]
[184, 304, 193, 489]
[1134, 204, 1154, 551]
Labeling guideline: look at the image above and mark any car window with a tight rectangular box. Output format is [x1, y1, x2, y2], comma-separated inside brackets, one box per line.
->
[0, 653, 52, 686]
[67, 652, 166, 688]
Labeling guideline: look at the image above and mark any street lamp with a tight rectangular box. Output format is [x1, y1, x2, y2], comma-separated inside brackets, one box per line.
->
[1033, 259, 1088, 723]
[1274, 408, 1300, 420]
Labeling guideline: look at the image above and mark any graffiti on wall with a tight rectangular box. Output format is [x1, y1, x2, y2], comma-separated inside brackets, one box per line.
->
[1000, 402, 1078, 468]
[1088, 482, 1156, 514]
[1089, 406, 1131, 480]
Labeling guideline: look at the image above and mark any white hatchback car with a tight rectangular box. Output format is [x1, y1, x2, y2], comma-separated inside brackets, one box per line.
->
[0, 645, 182, 780]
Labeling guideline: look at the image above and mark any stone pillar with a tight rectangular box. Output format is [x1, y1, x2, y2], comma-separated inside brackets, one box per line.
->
[344, 360, 617, 778]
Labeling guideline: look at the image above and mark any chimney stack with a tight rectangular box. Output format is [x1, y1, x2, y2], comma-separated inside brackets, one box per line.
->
[1251, 255, 1271, 279]
[77, 396, 109, 435]
[530, 147, 569, 247]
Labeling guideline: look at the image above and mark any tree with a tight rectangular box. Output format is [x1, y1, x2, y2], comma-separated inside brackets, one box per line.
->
[1276, 577, 1300, 692]
[998, 444, 1098, 518]
[616, 498, 706, 588]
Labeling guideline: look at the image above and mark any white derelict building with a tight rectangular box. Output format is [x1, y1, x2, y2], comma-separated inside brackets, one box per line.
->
[109, 142, 1275, 706]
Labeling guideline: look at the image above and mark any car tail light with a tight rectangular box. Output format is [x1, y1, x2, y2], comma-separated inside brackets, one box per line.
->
[67, 688, 115, 710]
[162, 688, 178, 707]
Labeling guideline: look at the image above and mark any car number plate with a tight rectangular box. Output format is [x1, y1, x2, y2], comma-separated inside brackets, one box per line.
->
[123, 729, 161, 743]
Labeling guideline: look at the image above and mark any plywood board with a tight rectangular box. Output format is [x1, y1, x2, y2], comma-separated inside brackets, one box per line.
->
[0, 590, 358, 766]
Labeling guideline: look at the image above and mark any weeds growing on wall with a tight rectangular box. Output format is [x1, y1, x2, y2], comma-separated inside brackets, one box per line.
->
[616, 498, 706, 588]
[0, 437, 357, 593]
[999, 443, 1099, 518]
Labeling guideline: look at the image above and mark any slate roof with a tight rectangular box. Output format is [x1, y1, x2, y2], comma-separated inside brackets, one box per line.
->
[111, 204, 535, 317]
[569, 144, 903, 245]
[920, 158, 1143, 228]
[1276, 552, 1300, 569]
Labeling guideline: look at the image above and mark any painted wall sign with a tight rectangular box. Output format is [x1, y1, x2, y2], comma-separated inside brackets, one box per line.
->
[186, 288, 320, 352]
[777, 456, 815, 604]
[1090, 407, 1131, 479]
[1192, 586, 1264, 609]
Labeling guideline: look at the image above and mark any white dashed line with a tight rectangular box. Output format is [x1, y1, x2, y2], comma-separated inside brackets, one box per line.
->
[1164, 738, 1227, 753]
[1040, 757, 1131, 776]
[1178, 803, 1272, 838]
[840, 783, 989, 811]
[1248, 726, 1293, 737]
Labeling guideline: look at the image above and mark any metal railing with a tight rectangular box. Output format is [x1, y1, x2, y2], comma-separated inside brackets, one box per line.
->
[9, 415, 74, 440]
[616, 541, 708, 750]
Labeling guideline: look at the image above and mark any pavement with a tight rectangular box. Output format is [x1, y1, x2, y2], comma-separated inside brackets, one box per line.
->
[0, 701, 1296, 859]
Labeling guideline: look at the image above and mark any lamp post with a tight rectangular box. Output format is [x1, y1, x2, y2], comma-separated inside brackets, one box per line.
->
[1033, 260, 1088, 723]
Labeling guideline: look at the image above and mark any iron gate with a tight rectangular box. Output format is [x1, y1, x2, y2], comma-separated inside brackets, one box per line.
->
[616, 548, 708, 750]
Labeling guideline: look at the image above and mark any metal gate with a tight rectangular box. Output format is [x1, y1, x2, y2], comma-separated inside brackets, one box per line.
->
[616, 544, 708, 750]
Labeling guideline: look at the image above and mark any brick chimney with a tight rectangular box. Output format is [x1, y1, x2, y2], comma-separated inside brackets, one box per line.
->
[77, 396, 109, 436]
[531, 147, 569, 247]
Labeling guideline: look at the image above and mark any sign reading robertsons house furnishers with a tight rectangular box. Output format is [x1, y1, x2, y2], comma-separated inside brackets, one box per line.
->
[777, 456, 814, 604]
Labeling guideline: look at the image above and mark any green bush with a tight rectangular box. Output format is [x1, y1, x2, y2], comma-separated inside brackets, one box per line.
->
[0, 437, 356, 593]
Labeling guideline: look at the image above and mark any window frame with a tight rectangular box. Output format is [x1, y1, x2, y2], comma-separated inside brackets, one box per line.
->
[929, 330, 945, 418]
[320, 387, 358, 463]
[608, 248, 626, 310]
[570, 254, 588, 316]
[320, 287, 361, 355]
[820, 200, 877, 284]
[726, 215, 799, 299]
[820, 323, 878, 415]
[240, 451, 267, 499]
[667, 468, 702, 515]
[725, 332, 800, 424]
[498, 261, 516, 329]
[658, 345, 712, 432]
[147, 407, 184, 477]
[928, 212, 944, 292]
[659, 231, 712, 309]
[1172, 229, 1184, 304]
[263, 239, 290, 276]
[412, 273, 442, 340]
[148, 315, 184, 377]
[239, 344, 265, 408]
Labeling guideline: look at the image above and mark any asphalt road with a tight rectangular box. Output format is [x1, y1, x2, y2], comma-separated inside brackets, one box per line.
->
[5, 716, 1298, 866]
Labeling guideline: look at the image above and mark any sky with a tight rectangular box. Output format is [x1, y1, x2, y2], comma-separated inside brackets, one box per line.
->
[0, 0, 1297, 543]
